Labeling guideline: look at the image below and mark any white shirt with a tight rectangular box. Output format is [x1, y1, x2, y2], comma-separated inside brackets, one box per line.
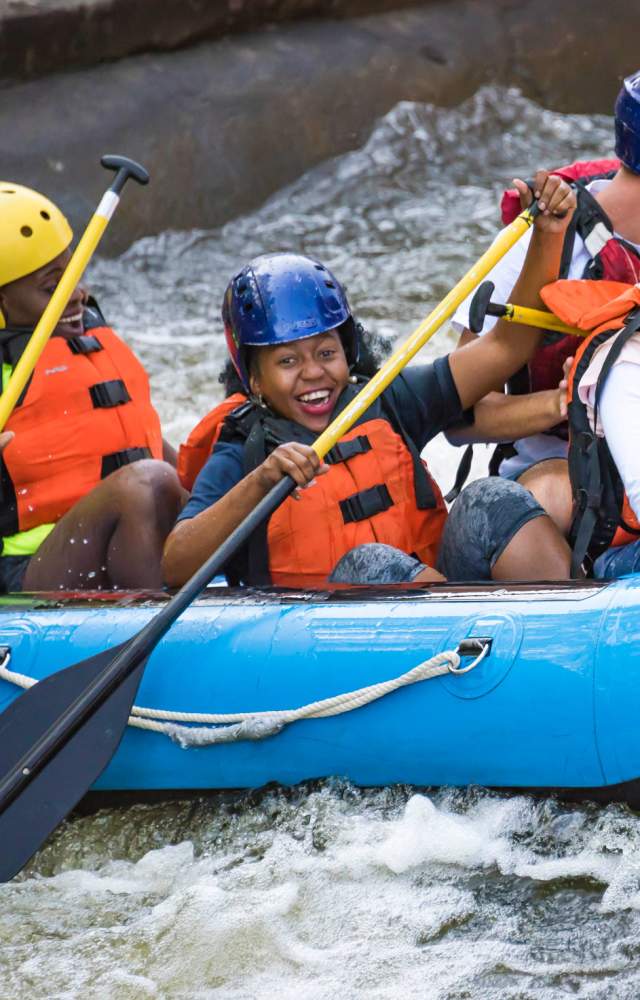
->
[451, 178, 625, 479]
[589, 361, 640, 521]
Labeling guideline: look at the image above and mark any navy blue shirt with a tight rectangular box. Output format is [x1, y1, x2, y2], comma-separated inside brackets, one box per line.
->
[178, 356, 462, 525]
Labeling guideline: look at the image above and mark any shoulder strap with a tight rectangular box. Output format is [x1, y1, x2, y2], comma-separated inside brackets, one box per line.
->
[379, 385, 437, 509]
[569, 307, 640, 575]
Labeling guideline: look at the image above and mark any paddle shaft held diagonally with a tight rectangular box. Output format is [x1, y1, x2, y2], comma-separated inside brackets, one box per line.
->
[0, 200, 538, 881]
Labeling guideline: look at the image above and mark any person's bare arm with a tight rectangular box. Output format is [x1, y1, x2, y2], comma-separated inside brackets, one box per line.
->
[445, 388, 567, 445]
[449, 172, 575, 412]
[162, 442, 327, 586]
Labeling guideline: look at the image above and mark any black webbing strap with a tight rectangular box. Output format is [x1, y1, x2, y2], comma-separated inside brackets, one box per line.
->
[340, 484, 393, 524]
[445, 445, 474, 504]
[89, 380, 131, 409]
[67, 335, 103, 355]
[570, 434, 603, 578]
[325, 435, 371, 465]
[101, 447, 152, 478]
[570, 308, 640, 576]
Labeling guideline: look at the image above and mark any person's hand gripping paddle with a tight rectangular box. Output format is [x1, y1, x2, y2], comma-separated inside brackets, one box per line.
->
[0, 197, 539, 882]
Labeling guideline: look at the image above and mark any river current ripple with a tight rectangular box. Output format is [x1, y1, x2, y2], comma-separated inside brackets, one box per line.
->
[2, 88, 639, 999]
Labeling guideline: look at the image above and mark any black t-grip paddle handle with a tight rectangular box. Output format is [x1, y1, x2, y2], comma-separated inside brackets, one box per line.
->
[101, 155, 150, 194]
[468, 281, 509, 333]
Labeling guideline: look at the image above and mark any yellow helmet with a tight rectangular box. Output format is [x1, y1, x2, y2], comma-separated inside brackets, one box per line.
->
[0, 182, 72, 288]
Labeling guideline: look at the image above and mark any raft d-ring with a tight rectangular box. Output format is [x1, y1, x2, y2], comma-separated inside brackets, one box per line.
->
[448, 637, 493, 675]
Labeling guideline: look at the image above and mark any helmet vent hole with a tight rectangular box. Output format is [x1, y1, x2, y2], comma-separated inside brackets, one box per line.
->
[324, 280, 335, 289]
[243, 302, 253, 313]
[2, 189, 16, 195]
[20, 226, 33, 238]
[40, 210, 50, 220]
[237, 283, 247, 293]
[314, 264, 325, 271]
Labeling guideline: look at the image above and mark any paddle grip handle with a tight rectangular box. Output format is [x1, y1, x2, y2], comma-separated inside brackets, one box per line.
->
[101, 154, 150, 194]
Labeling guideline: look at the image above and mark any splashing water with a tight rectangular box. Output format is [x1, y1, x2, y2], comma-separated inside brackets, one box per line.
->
[4, 786, 640, 998]
[2, 89, 632, 999]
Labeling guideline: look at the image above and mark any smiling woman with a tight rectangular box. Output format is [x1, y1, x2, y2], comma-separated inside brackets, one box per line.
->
[0, 182, 185, 592]
[163, 202, 576, 590]
[0, 249, 88, 337]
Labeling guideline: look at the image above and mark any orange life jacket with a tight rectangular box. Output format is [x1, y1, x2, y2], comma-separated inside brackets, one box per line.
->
[541, 279, 640, 574]
[0, 320, 163, 540]
[180, 385, 447, 588]
[177, 392, 247, 490]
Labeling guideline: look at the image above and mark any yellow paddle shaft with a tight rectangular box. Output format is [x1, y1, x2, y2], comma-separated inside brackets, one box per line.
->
[0, 191, 119, 431]
[498, 303, 584, 338]
[313, 207, 538, 459]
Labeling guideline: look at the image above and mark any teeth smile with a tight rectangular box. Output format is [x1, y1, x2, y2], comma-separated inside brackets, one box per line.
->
[299, 390, 331, 403]
[60, 312, 83, 324]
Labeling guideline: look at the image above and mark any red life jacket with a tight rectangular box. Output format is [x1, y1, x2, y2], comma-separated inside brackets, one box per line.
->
[541, 279, 640, 575]
[179, 384, 447, 588]
[0, 317, 163, 539]
[500, 158, 640, 401]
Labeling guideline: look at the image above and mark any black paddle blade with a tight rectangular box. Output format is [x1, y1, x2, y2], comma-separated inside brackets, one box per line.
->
[0, 643, 147, 882]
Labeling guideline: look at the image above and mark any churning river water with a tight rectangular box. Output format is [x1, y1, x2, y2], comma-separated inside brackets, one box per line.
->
[2, 88, 639, 999]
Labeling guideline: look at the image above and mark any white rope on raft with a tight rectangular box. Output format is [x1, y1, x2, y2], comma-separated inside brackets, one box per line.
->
[0, 649, 461, 748]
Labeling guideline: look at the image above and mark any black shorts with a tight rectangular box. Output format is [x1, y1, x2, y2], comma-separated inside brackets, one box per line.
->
[0, 555, 31, 593]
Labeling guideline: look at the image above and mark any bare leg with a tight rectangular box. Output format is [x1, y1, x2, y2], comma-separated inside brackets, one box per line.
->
[492, 514, 571, 581]
[517, 458, 573, 536]
[23, 460, 186, 591]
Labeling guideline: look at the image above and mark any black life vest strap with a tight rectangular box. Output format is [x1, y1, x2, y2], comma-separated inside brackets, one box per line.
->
[339, 484, 393, 524]
[325, 435, 371, 465]
[101, 447, 152, 478]
[445, 444, 474, 503]
[570, 433, 604, 577]
[67, 335, 103, 355]
[90, 379, 131, 409]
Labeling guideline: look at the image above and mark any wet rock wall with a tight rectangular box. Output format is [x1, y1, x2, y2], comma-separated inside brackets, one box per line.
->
[2, 0, 638, 251]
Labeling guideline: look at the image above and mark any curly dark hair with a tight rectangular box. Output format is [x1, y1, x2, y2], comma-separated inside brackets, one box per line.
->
[217, 322, 393, 397]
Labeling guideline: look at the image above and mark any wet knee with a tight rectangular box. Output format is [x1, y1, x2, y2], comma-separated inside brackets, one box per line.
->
[109, 460, 184, 517]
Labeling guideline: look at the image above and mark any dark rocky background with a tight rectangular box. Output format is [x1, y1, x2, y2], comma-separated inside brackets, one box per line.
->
[2, 0, 637, 251]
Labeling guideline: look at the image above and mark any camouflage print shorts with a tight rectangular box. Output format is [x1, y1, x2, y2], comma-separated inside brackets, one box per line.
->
[436, 477, 546, 582]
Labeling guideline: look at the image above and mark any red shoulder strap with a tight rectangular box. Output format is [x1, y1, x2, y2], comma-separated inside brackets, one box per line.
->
[500, 158, 620, 225]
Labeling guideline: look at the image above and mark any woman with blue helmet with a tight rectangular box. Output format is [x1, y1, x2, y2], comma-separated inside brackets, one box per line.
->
[164, 173, 575, 588]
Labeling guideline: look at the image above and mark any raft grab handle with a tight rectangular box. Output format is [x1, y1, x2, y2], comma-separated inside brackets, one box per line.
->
[450, 637, 493, 674]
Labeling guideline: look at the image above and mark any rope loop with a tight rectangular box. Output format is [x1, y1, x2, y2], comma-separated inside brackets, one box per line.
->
[0, 645, 479, 749]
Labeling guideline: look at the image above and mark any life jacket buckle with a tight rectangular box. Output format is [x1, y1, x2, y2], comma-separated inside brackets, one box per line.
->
[67, 335, 103, 355]
[340, 484, 393, 524]
[325, 435, 371, 465]
[90, 379, 131, 409]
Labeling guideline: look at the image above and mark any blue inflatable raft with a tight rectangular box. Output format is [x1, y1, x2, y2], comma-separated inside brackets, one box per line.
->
[0, 577, 639, 806]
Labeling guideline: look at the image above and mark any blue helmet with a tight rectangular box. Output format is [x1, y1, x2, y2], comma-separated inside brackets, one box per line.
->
[615, 71, 640, 174]
[223, 252, 359, 391]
